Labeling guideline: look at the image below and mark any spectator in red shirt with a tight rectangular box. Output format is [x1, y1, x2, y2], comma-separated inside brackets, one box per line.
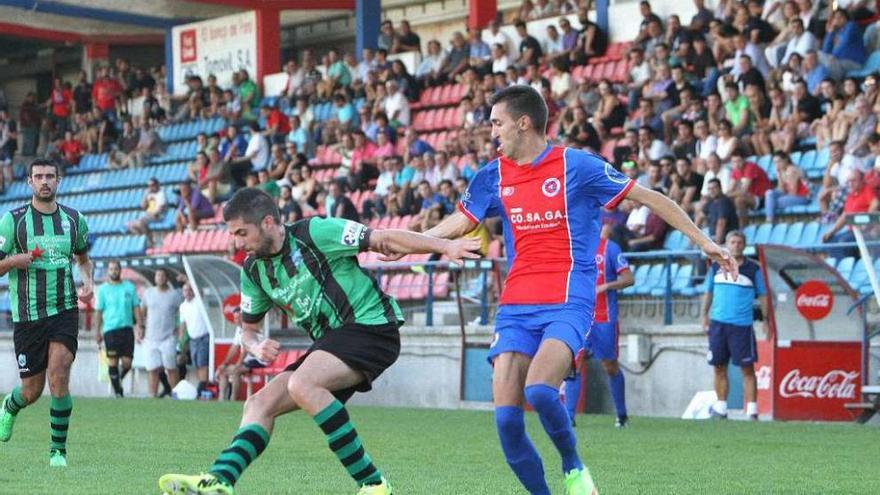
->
[47, 77, 72, 139]
[260, 104, 291, 145]
[58, 130, 84, 168]
[822, 170, 879, 257]
[764, 151, 811, 222]
[728, 150, 772, 227]
[92, 66, 122, 119]
[349, 130, 379, 191]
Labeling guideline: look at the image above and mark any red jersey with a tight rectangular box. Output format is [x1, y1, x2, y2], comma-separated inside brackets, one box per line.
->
[92, 78, 122, 111]
[51, 89, 72, 118]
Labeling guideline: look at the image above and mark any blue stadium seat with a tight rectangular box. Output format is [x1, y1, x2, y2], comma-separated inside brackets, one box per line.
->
[783, 222, 804, 246]
[743, 224, 758, 243]
[768, 223, 788, 244]
[637, 264, 667, 295]
[836, 257, 855, 280]
[670, 264, 694, 295]
[847, 51, 880, 78]
[849, 259, 868, 289]
[662, 231, 683, 251]
[753, 223, 773, 244]
[757, 154, 773, 173]
[650, 264, 680, 296]
[798, 150, 816, 171]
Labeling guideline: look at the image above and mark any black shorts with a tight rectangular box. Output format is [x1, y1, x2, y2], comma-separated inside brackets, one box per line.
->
[104, 327, 135, 359]
[13, 309, 79, 378]
[285, 322, 401, 403]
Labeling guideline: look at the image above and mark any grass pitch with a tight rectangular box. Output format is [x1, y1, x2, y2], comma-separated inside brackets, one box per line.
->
[0, 398, 877, 494]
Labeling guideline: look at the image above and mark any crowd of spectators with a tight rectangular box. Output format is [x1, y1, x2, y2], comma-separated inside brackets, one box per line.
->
[8, 0, 880, 258]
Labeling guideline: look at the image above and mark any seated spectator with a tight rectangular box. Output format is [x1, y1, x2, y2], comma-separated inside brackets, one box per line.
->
[636, 0, 664, 46]
[236, 69, 260, 120]
[58, 130, 84, 168]
[701, 178, 740, 245]
[324, 180, 360, 222]
[408, 180, 446, 231]
[529, 0, 556, 19]
[672, 119, 697, 160]
[278, 185, 304, 223]
[630, 98, 665, 138]
[261, 104, 291, 145]
[109, 119, 140, 169]
[403, 128, 434, 163]
[765, 151, 811, 222]
[671, 156, 704, 214]
[627, 208, 669, 251]
[378, 20, 396, 52]
[175, 180, 215, 232]
[637, 160, 667, 192]
[514, 21, 543, 69]
[571, 11, 608, 65]
[395, 20, 421, 53]
[200, 150, 233, 204]
[231, 122, 270, 186]
[819, 140, 860, 213]
[592, 81, 628, 140]
[714, 119, 740, 164]
[820, 9, 867, 79]
[384, 79, 411, 127]
[442, 32, 470, 80]
[636, 125, 671, 170]
[728, 150, 773, 227]
[845, 96, 878, 158]
[128, 177, 167, 241]
[822, 170, 879, 257]
[563, 106, 600, 151]
[219, 125, 248, 164]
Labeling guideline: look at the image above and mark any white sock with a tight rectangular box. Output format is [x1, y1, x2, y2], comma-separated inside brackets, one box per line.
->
[714, 400, 728, 414]
[746, 402, 758, 416]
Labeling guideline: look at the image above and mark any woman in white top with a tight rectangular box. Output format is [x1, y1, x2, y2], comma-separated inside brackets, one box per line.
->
[714, 119, 740, 164]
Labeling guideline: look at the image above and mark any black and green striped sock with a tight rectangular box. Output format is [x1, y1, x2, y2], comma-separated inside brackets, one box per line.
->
[208, 423, 270, 486]
[4, 386, 26, 416]
[49, 394, 72, 455]
[314, 400, 383, 486]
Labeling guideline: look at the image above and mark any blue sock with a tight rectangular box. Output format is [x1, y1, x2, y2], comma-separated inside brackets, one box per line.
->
[562, 373, 580, 421]
[495, 406, 551, 495]
[524, 384, 583, 474]
[608, 369, 627, 418]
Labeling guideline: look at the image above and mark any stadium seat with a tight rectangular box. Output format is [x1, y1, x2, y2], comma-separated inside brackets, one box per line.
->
[783, 222, 804, 246]
[636, 264, 665, 295]
[768, 223, 788, 244]
[752, 223, 773, 244]
[650, 264, 680, 296]
[847, 51, 880, 78]
[836, 257, 855, 280]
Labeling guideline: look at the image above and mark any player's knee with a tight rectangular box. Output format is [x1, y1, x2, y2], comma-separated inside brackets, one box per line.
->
[286, 373, 317, 407]
[523, 384, 558, 411]
[495, 406, 525, 439]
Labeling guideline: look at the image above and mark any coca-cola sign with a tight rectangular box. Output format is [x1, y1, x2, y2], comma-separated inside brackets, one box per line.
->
[223, 293, 241, 323]
[794, 280, 833, 321]
[778, 369, 858, 400]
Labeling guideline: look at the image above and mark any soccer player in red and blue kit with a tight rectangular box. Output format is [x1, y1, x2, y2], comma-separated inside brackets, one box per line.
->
[382, 86, 736, 495]
[563, 224, 634, 429]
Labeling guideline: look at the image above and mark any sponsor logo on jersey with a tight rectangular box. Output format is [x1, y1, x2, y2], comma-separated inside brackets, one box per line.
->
[17, 353, 26, 368]
[240, 294, 253, 312]
[341, 221, 365, 246]
[502, 186, 515, 197]
[541, 177, 561, 197]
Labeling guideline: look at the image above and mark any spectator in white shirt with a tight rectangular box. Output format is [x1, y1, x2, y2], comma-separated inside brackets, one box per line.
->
[415, 40, 446, 87]
[384, 79, 411, 126]
[357, 48, 377, 83]
[778, 18, 817, 67]
[491, 43, 510, 74]
[283, 59, 305, 99]
[543, 25, 565, 59]
[128, 177, 167, 240]
[484, 19, 513, 60]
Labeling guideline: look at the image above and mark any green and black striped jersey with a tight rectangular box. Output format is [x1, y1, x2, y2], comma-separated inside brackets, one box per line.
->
[240, 217, 403, 340]
[0, 203, 89, 323]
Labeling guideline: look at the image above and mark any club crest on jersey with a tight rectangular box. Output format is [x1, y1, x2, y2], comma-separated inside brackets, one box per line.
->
[542, 178, 561, 197]
[604, 162, 630, 185]
[17, 353, 26, 367]
[502, 186, 515, 197]
[596, 254, 604, 265]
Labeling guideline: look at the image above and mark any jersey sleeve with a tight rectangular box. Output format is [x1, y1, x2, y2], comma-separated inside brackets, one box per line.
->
[240, 269, 272, 324]
[568, 149, 634, 209]
[305, 217, 371, 259]
[73, 213, 89, 255]
[706, 263, 718, 292]
[0, 211, 15, 259]
[754, 267, 767, 297]
[129, 282, 141, 307]
[607, 241, 630, 274]
[458, 161, 501, 224]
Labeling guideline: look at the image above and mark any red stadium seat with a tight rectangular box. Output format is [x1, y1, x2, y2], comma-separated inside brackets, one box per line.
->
[432, 271, 450, 298]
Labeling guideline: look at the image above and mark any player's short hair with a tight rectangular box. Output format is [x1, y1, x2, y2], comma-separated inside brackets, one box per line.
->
[223, 187, 281, 226]
[726, 230, 746, 243]
[489, 85, 548, 133]
[108, 260, 121, 269]
[28, 158, 61, 177]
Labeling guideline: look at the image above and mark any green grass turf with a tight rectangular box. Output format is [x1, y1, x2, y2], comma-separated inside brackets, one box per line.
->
[0, 398, 877, 494]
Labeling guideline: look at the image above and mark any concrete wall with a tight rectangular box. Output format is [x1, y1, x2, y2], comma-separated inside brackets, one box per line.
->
[3, 323, 877, 417]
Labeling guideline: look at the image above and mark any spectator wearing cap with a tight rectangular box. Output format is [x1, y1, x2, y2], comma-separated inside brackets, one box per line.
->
[822, 170, 879, 257]
[765, 151, 811, 222]
[728, 150, 773, 227]
[820, 9, 867, 79]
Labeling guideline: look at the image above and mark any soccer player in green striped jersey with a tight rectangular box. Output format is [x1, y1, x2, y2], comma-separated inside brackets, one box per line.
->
[0, 158, 94, 468]
[159, 188, 479, 495]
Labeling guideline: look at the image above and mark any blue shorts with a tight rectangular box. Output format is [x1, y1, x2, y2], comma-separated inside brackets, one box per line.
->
[586, 321, 619, 361]
[487, 304, 591, 364]
[707, 320, 757, 367]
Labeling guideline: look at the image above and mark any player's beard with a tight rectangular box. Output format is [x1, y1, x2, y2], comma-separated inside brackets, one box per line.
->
[252, 227, 276, 258]
[110, 273, 121, 282]
[34, 187, 56, 204]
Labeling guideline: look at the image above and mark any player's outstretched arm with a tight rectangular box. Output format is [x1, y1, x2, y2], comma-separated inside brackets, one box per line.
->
[370, 227, 481, 265]
[378, 211, 478, 262]
[627, 184, 738, 279]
